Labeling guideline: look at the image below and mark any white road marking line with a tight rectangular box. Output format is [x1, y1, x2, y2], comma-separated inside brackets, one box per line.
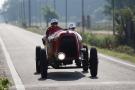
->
[10, 81, 135, 88]
[99, 53, 135, 68]
[0, 37, 25, 90]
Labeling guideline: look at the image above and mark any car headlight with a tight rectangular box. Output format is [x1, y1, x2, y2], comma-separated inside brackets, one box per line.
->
[58, 52, 65, 60]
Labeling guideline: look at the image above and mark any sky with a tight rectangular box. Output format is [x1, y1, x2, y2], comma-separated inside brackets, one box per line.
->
[0, 0, 6, 9]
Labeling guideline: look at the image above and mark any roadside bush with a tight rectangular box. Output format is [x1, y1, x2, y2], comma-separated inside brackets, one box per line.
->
[103, 36, 117, 49]
[81, 32, 116, 49]
[115, 45, 135, 55]
[81, 32, 135, 55]
[82, 32, 91, 44]
[0, 78, 10, 90]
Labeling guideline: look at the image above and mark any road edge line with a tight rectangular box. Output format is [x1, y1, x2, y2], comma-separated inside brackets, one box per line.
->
[99, 53, 135, 68]
[0, 37, 25, 90]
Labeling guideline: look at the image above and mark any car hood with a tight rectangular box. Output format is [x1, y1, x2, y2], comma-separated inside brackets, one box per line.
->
[48, 30, 77, 41]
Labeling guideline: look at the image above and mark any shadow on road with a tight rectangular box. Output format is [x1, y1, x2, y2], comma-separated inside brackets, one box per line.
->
[38, 71, 85, 81]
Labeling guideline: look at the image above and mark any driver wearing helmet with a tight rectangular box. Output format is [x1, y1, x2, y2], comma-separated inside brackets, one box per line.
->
[68, 23, 82, 41]
[42, 19, 62, 45]
[46, 19, 62, 38]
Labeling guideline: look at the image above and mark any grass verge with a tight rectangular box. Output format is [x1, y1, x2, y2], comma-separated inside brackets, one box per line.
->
[26, 27, 44, 35]
[98, 48, 135, 64]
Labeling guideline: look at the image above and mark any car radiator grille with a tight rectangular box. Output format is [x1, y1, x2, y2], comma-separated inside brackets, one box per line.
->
[59, 36, 78, 58]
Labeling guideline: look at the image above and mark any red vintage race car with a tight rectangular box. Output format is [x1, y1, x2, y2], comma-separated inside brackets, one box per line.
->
[35, 30, 98, 79]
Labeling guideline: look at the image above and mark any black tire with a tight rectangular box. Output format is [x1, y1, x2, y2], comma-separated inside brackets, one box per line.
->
[40, 49, 48, 79]
[36, 46, 41, 73]
[82, 45, 89, 72]
[89, 48, 98, 77]
[75, 60, 81, 67]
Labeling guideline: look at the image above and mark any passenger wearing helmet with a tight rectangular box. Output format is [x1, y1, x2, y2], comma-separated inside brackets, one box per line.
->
[46, 19, 62, 38]
[68, 23, 82, 41]
[68, 23, 76, 31]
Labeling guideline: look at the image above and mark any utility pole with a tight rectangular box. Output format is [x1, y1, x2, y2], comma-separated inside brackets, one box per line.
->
[65, 0, 67, 28]
[28, 0, 31, 27]
[82, 0, 85, 33]
[18, 0, 23, 25]
[87, 15, 91, 29]
[16, 1, 18, 24]
[54, 0, 56, 11]
[112, 0, 115, 35]
[20, 0, 23, 25]
[22, 0, 26, 27]
[39, 0, 42, 27]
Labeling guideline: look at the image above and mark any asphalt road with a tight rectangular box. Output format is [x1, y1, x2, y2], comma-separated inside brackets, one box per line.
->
[0, 24, 135, 90]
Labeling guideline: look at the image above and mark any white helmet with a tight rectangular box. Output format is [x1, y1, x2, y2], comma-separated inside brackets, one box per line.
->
[68, 23, 76, 29]
[50, 18, 58, 24]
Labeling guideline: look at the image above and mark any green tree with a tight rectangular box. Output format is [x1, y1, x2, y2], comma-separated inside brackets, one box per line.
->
[42, 5, 59, 27]
[1, 0, 21, 23]
[104, 0, 135, 48]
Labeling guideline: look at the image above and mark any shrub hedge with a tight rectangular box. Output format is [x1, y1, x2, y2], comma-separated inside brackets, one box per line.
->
[81, 32, 135, 55]
[82, 32, 116, 49]
[0, 78, 10, 90]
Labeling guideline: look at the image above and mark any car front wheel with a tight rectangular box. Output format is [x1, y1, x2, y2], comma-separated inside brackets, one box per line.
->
[89, 47, 98, 77]
[40, 49, 48, 79]
[36, 46, 41, 73]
